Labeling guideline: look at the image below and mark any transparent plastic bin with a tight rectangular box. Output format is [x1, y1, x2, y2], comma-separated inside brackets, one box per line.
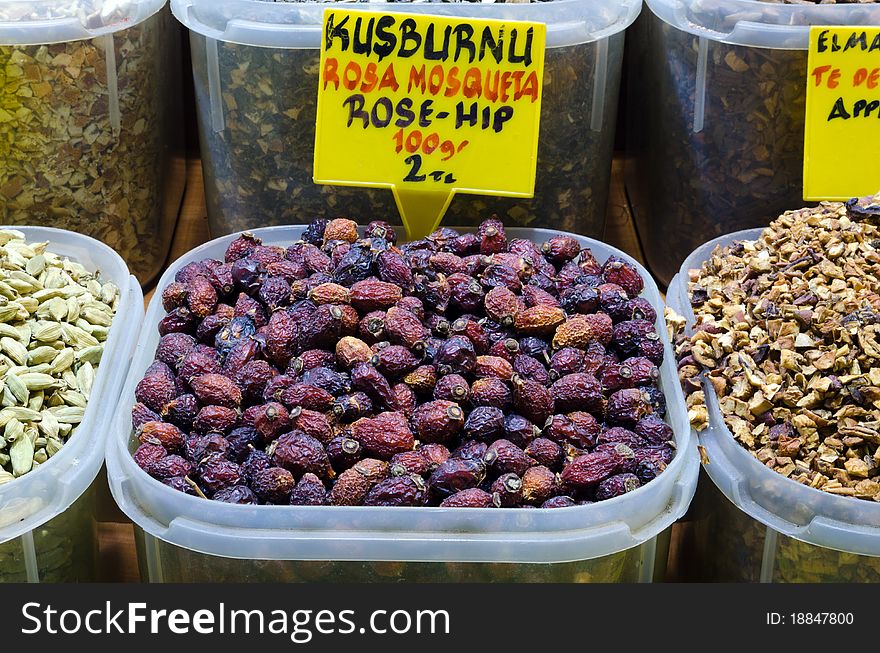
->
[106, 225, 699, 584]
[0, 226, 144, 583]
[0, 1, 186, 286]
[172, 0, 640, 238]
[668, 229, 880, 582]
[625, 0, 880, 286]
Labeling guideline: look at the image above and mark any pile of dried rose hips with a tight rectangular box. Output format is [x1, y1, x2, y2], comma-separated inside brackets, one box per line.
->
[130, 218, 675, 508]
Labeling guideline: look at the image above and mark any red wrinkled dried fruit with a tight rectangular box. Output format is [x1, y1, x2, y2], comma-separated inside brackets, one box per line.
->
[393, 382, 417, 419]
[351, 362, 397, 410]
[162, 393, 199, 431]
[178, 350, 221, 386]
[607, 388, 653, 425]
[225, 232, 261, 263]
[251, 467, 295, 504]
[336, 336, 373, 369]
[551, 373, 605, 415]
[351, 411, 415, 459]
[544, 412, 600, 450]
[491, 473, 523, 507]
[390, 450, 434, 476]
[469, 377, 512, 410]
[634, 415, 674, 445]
[364, 475, 427, 506]
[377, 251, 413, 289]
[433, 373, 470, 403]
[146, 455, 193, 480]
[383, 306, 428, 351]
[513, 377, 554, 425]
[161, 282, 188, 312]
[597, 427, 646, 449]
[133, 443, 167, 469]
[350, 278, 403, 312]
[515, 305, 565, 336]
[524, 438, 564, 470]
[595, 473, 641, 501]
[428, 457, 486, 499]
[290, 473, 328, 506]
[561, 450, 622, 489]
[328, 459, 389, 505]
[474, 355, 514, 381]
[542, 236, 580, 264]
[233, 360, 278, 403]
[155, 333, 196, 369]
[372, 345, 420, 378]
[192, 406, 238, 435]
[522, 466, 558, 506]
[251, 402, 290, 443]
[479, 217, 506, 255]
[198, 455, 243, 495]
[132, 402, 162, 431]
[280, 383, 335, 412]
[411, 400, 464, 444]
[186, 275, 218, 318]
[440, 488, 495, 508]
[552, 313, 613, 349]
[272, 431, 332, 479]
[601, 257, 644, 298]
[138, 421, 185, 451]
[462, 406, 505, 442]
[135, 373, 177, 413]
[191, 373, 242, 409]
[403, 364, 437, 394]
[309, 282, 351, 305]
[486, 439, 533, 476]
[419, 443, 451, 468]
[512, 354, 550, 386]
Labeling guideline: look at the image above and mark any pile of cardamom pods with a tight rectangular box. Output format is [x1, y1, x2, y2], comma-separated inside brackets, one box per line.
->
[0, 230, 118, 483]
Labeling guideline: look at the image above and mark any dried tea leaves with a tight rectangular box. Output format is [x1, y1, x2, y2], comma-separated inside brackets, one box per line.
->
[671, 194, 880, 501]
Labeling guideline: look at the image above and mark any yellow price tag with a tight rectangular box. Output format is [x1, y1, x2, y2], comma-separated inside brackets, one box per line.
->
[314, 9, 546, 240]
[804, 26, 880, 200]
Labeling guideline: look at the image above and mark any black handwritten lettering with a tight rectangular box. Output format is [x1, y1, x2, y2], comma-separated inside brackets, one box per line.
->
[325, 13, 350, 52]
[343, 94, 369, 128]
[455, 101, 478, 128]
[399, 19, 421, 58]
[374, 15, 396, 62]
[453, 24, 475, 64]
[395, 98, 415, 127]
[352, 16, 373, 56]
[508, 28, 533, 67]
[828, 97, 851, 121]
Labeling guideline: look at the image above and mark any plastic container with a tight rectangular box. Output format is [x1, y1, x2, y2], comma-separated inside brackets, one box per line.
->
[668, 229, 880, 582]
[172, 0, 639, 238]
[0, 226, 143, 582]
[0, 0, 186, 286]
[106, 225, 699, 584]
[624, 0, 880, 286]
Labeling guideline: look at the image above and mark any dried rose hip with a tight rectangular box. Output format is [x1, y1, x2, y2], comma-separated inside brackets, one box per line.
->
[440, 488, 495, 508]
[272, 431, 332, 479]
[136, 217, 669, 509]
[351, 412, 415, 459]
[251, 467, 295, 504]
[411, 400, 464, 444]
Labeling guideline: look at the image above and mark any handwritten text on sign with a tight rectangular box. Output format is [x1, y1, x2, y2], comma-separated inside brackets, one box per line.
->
[313, 10, 546, 239]
[804, 27, 880, 200]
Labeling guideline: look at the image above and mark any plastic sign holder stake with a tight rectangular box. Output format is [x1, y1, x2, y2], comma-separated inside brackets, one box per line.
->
[314, 8, 546, 240]
[804, 26, 880, 201]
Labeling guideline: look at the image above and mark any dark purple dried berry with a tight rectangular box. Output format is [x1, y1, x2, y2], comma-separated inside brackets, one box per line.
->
[524, 438, 564, 470]
[512, 354, 550, 385]
[146, 455, 193, 480]
[192, 405, 238, 435]
[491, 473, 523, 507]
[440, 488, 494, 508]
[601, 257, 644, 298]
[428, 457, 486, 500]
[156, 333, 196, 369]
[607, 388, 653, 426]
[463, 406, 505, 442]
[469, 377, 512, 410]
[225, 232, 261, 262]
[433, 373, 470, 403]
[226, 427, 259, 462]
[272, 431, 332, 479]
[364, 475, 427, 507]
[513, 377, 554, 425]
[351, 362, 397, 410]
[250, 467, 295, 504]
[333, 392, 374, 423]
[486, 439, 533, 477]
[214, 485, 259, 504]
[162, 393, 199, 431]
[541, 496, 575, 509]
[551, 373, 605, 415]
[327, 436, 364, 471]
[133, 443, 167, 470]
[290, 473, 328, 506]
[595, 473, 641, 501]
[634, 415, 674, 445]
[132, 403, 162, 431]
[544, 412, 600, 449]
[197, 454, 244, 495]
[162, 476, 198, 495]
[503, 413, 541, 448]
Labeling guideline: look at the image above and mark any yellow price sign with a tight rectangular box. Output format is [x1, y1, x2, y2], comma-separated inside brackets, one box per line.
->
[314, 9, 546, 240]
[804, 26, 880, 200]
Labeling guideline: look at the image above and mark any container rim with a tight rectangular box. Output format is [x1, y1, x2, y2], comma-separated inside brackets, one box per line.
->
[106, 224, 700, 565]
[0, 225, 144, 544]
[645, 0, 880, 50]
[0, 0, 166, 46]
[668, 227, 880, 557]
[170, 0, 642, 50]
